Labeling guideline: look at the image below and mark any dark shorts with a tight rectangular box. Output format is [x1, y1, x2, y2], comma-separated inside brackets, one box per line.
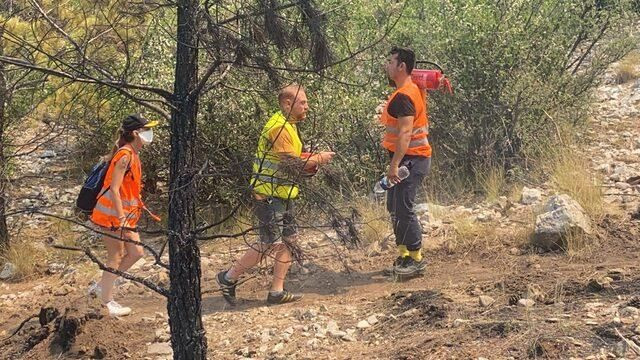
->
[253, 198, 298, 244]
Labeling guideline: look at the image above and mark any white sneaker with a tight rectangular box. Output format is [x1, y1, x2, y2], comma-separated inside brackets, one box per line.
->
[105, 301, 132, 317]
[88, 282, 103, 299]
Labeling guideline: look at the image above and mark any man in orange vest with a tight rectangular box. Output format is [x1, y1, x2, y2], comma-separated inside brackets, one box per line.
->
[380, 47, 432, 276]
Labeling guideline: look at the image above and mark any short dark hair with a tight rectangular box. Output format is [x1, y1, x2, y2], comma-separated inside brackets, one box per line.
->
[390, 47, 415, 74]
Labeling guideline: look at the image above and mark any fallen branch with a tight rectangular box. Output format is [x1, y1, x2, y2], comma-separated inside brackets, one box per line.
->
[19, 209, 169, 269]
[1, 314, 38, 342]
[51, 244, 169, 297]
[201, 275, 257, 295]
[615, 328, 640, 355]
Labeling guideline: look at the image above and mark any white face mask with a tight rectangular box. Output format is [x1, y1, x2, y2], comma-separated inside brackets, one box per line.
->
[138, 129, 154, 145]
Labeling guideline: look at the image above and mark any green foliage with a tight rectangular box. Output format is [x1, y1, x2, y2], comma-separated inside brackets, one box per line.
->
[5, 0, 638, 210]
[186, 0, 639, 207]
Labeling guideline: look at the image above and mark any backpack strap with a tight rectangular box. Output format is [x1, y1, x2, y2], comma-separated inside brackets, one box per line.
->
[96, 147, 133, 201]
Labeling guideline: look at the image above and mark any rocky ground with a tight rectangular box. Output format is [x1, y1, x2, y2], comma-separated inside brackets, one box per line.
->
[0, 69, 639, 359]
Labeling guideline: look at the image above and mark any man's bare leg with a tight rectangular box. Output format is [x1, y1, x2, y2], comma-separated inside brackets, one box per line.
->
[226, 243, 270, 281]
[270, 242, 293, 292]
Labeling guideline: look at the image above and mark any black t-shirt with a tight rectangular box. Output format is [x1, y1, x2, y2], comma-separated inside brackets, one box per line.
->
[387, 93, 416, 118]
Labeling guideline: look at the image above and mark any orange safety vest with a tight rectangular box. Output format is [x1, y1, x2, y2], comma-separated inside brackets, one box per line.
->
[90, 145, 143, 229]
[380, 80, 432, 157]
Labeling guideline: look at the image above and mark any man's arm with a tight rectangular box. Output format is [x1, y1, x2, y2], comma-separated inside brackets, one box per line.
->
[387, 115, 413, 183]
[280, 152, 334, 173]
[267, 126, 333, 176]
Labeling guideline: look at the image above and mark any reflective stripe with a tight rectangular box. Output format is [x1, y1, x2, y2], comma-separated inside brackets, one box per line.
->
[93, 202, 134, 218]
[385, 125, 428, 136]
[413, 126, 428, 136]
[252, 174, 295, 185]
[409, 137, 429, 148]
[103, 190, 140, 208]
[253, 158, 279, 171]
[250, 111, 302, 199]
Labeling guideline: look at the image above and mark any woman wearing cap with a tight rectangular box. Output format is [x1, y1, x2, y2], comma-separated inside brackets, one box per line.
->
[88, 113, 158, 316]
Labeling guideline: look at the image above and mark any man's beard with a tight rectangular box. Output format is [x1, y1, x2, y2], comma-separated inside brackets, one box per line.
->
[387, 76, 396, 88]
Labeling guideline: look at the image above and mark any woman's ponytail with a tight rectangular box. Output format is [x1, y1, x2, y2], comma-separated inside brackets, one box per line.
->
[102, 128, 135, 162]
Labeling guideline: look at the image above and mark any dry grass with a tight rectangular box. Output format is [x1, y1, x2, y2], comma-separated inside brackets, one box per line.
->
[422, 159, 475, 204]
[476, 165, 506, 203]
[508, 183, 524, 203]
[442, 213, 500, 254]
[549, 151, 604, 220]
[614, 51, 640, 84]
[49, 219, 81, 264]
[564, 230, 598, 260]
[0, 241, 43, 280]
[427, 202, 449, 220]
[510, 221, 535, 249]
[352, 197, 390, 245]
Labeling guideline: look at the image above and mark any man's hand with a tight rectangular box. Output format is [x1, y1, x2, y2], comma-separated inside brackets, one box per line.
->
[387, 164, 401, 184]
[317, 151, 335, 165]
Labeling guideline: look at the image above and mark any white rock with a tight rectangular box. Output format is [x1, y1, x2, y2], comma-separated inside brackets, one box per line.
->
[400, 308, 419, 317]
[147, 343, 172, 355]
[615, 182, 631, 190]
[328, 329, 347, 338]
[533, 194, 592, 250]
[155, 328, 170, 342]
[39, 150, 57, 158]
[620, 306, 639, 317]
[301, 309, 318, 320]
[518, 299, 535, 308]
[414, 203, 429, 214]
[0, 263, 16, 280]
[260, 331, 272, 343]
[342, 334, 356, 342]
[476, 212, 493, 223]
[306, 338, 320, 349]
[479, 296, 495, 307]
[596, 164, 612, 174]
[272, 343, 284, 353]
[326, 320, 339, 332]
[356, 320, 370, 329]
[367, 315, 379, 325]
[521, 187, 543, 205]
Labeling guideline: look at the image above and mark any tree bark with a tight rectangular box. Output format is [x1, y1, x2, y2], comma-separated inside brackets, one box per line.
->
[0, 26, 10, 250]
[166, 0, 207, 358]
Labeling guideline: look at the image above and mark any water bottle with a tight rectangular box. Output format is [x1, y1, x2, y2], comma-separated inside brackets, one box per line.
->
[373, 166, 410, 193]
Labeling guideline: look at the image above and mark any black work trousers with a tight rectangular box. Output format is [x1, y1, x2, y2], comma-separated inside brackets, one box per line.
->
[386, 154, 431, 251]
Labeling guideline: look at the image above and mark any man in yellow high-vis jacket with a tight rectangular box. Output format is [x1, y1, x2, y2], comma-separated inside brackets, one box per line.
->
[217, 84, 334, 305]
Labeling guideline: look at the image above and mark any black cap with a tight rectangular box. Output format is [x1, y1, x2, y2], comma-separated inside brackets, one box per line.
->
[122, 113, 159, 132]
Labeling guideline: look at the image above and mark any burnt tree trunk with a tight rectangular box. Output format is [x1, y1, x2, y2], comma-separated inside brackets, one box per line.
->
[166, 0, 207, 358]
[0, 27, 10, 250]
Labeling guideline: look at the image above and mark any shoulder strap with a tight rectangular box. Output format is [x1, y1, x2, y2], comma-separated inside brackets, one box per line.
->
[97, 147, 133, 200]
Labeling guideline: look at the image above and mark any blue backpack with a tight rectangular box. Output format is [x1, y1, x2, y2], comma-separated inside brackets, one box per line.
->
[76, 161, 110, 214]
[76, 149, 131, 215]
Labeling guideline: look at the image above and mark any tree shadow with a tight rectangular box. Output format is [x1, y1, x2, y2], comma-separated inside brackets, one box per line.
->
[202, 260, 398, 314]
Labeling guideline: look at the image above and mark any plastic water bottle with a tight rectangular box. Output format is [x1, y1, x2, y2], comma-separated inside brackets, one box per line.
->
[373, 166, 410, 193]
